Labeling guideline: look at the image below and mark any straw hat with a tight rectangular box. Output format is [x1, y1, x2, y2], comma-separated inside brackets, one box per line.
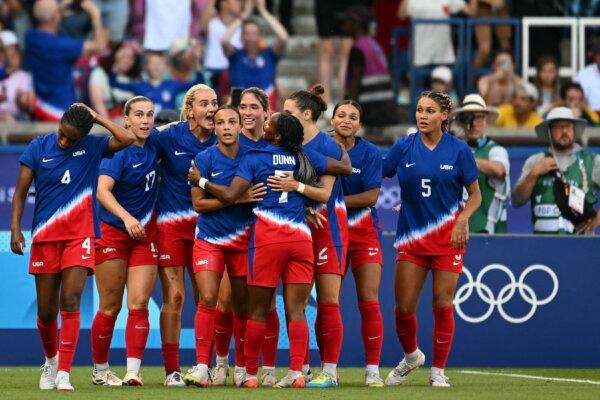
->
[451, 94, 499, 121]
[534, 106, 586, 140]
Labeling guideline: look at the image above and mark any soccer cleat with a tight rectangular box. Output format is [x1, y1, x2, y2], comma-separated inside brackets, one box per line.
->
[303, 368, 313, 383]
[429, 370, 451, 387]
[242, 376, 259, 388]
[210, 362, 229, 386]
[274, 370, 306, 388]
[183, 365, 210, 387]
[261, 368, 277, 387]
[365, 370, 384, 387]
[123, 370, 143, 386]
[92, 368, 123, 386]
[55, 374, 74, 391]
[233, 366, 246, 387]
[306, 370, 338, 388]
[385, 349, 426, 386]
[164, 371, 186, 387]
[39, 362, 58, 390]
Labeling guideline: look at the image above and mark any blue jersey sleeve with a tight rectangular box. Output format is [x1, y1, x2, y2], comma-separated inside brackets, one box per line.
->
[304, 149, 327, 175]
[383, 138, 403, 178]
[459, 144, 479, 187]
[362, 146, 382, 191]
[19, 137, 41, 171]
[99, 154, 124, 182]
[323, 138, 343, 161]
[90, 135, 112, 158]
[195, 151, 212, 183]
[235, 152, 255, 184]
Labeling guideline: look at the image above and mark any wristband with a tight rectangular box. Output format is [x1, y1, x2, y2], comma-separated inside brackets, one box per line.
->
[199, 177, 208, 189]
[296, 182, 306, 194]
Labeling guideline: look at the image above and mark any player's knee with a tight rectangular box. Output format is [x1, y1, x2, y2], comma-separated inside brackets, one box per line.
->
[432, 291, 454, 309]
[284, 303, 304, 322]
[127, 296, 150, 311]
[395, 303, 416, 315]
[199, 292, 218, 308]
[163, 289, 185, 311]
[357, 285, 379, 303]
[37, 308, 58, 323]
[217, 297, 232, 312]
[60, 293, 82, 311]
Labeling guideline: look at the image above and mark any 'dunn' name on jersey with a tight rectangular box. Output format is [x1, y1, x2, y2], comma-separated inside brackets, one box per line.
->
[273, 154, 296, 166]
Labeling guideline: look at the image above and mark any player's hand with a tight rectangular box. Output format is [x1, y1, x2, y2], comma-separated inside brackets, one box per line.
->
[237, 183, 267, 203]
[267, 173, 299, 192]
[124, 216, 146, 240]
[242, 0, 254, 18]
[450, 215, 469, 250]
[10, 228, 25, 255]
[575, 211, 600, 235]
[531, 156, 558, 177]
[188, 161, 201, 186]
[72, 102, 99, 121]
[305, 207, 327, 229]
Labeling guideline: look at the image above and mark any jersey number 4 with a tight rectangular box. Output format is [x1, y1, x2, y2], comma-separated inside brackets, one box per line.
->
[61, 170, 71, 185]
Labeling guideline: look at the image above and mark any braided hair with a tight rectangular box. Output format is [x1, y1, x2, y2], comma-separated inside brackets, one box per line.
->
[288, 84, 328, 122]
[60, 105, 95, 138]
[419, 90, 453, 131]
[275, 113, 320, 186]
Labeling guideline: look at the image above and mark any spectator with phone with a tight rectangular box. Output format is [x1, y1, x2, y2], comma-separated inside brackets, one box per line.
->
[477, 50, 522, 107]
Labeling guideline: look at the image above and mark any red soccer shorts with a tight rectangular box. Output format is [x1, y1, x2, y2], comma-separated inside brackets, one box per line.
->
[314, 245, 348, 276]
[192, 239, 248, 277]
[29, 237, 95, 274]
[157, 228, 194, 268]
[248, 241, 314, 287]
[95, 222, 158, 267]
[347, 239, 383, 270]
[396, 250, 464, 274]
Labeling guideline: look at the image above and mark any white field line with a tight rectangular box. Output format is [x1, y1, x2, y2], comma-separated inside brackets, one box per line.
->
[459, 370, 600, 385]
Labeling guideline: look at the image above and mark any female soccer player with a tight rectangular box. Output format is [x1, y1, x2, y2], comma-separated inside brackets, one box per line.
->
[183, 105, 266, 387]
[190, 112, 333, 388]
[91, 96, 159, 387]
[332, 100, 384, 387]
[10, 104, 135, 391]
[282, 84, 350, 388]
[383, 91, 481, 387]
[154, 84, 218, 386]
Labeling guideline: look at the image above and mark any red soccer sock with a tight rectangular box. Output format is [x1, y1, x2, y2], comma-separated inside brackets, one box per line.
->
[288, 320, 308, 372]
[317, 303, 343, 364]
[37, 317, 58, 359]
[303, 339, 310, 366]
[233, 313, 248, 367]
[162, 343, 180, 374]
[194, 304, 216, 365]
[58, 311, 80, 373]
[214, 310, 233, 358]
[432, 306, 455, 369]
[314, 312, 324, 362]
[91, 311, 117, 364]
[262, 309, 279, 367]
[125, 309, 150, 360]
[359, 301, 383, 366]
[244, 320, 266, 376]
[395, 309, 418, 354]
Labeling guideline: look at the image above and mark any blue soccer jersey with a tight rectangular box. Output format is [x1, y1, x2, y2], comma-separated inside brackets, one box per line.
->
[303, 131, 348, 248]
[194, 145, 253, 250]
[239, 132, 268, 149]
[383, 132, 479, 254]
[235, 145, 327, 247]
[154, 122, 216, 238]
[98, 140, 158, 231]
[19, 133, 112, 242]
[342, 138, 382, 243]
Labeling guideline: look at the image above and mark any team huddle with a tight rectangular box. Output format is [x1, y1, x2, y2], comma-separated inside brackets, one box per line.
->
[10, 84, 482, 391]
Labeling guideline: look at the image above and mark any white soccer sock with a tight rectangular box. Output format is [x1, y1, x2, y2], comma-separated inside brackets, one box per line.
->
[405, 348, 420, 361]
[366, 364, 379, 375]
[46, 355, 58, 365]
[263, 366, 275, 371]
[323, 363, 337, 376]
[197, 364, 209, 374]
[216, 355, 228, 365]
[126, 357, 141, 372]
[302, 364, 310, 374]
[431, 366, 445, 375]
[94, 362, 109, 372]
[56, 370, 69, 380]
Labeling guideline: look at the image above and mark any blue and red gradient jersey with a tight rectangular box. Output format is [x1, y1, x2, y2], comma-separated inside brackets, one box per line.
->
[19, 133, 112, 243]
[383, 132, 479, 255]
[98, 140, 158, 232]
[303, 131, 348, 249]
[239, 132, 268, 149]
[194, 145, 253, 250]
[341, 138, 382, 243]
[154, 122, 216, 237]
[235, 144, 327, 247]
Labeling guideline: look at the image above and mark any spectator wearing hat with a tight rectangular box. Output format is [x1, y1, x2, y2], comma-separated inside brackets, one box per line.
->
[495, 82, 543, 128]
[451, 93, 509, 233]
[0, 30, 35, 121]
[512, 107, 600, 234]
[430, 66, 458, 107]
[576, 40, 600, 113]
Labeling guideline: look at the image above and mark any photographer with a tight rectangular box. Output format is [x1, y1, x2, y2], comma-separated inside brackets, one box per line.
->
[451, 94, 509, 233]
[512, 107, 600, 234]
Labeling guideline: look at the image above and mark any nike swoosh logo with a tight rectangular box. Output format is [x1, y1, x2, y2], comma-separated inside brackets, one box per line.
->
[211, 172, 223, 177]
[405, 162, 416, 168]
[61, 341, 72, 345]
[452, 261, 461, 266]
[174, 151, 188, 156]
[134, 324, 148, 329]
[264, 335, 277, 340]
[436, 339, 449, 344]
[81, 255, 91, 259]
[132, 163, 143, 168]
[99, 334, 111, 339]
[368, 252, 378, 256]
[317, 261, 328, 266]
[367, 336, 381, 340]
[42, 158, 54, 163]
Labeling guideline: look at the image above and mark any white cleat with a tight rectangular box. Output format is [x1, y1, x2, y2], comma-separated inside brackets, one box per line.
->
[233, 366, 246, 387]
[430, 370, 451, 387]
[55, 374, 74, 391]
[261, 368, 277, 387]
[183, 365, 210, 387]
[303, 368, 313, 383]
[92, 368, 123, 386]
[274, 370, 306, 388]
[39, 362, 57, 390]
[210, 362, 229, 386]
[164, 371, 186, 387]
[385, 349, 426, 386]
[123, 370, 143, 386]
[365, 370, 384, 387]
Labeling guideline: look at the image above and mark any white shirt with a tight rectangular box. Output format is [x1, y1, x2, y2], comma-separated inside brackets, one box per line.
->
[576, 63, 600, 110]
[143, 0, 192, 51]
[0, 70, 32, 116]
[407, 0, 465, 66]
[203, 17, 242, 71]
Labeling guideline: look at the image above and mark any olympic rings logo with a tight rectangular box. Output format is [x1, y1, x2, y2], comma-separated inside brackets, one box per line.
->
[376, 185, 401, 210]
[454, 264, 559, 324]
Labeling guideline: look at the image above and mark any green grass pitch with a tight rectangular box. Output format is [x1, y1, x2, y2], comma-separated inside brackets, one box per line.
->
[1, 367, 599, 400]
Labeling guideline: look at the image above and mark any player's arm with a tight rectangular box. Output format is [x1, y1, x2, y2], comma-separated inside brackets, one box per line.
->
[97, 175, 146, 240]
[10, 165, 34, 255]
[73, 103, 135, 151]
[324, 144, 352, 176]
[257, 0, 288, 56]
[451, 180, 482, 250]
[344, 187, 380, 208]
[80, 0, 109, 55]
[267, 174, 334, 204]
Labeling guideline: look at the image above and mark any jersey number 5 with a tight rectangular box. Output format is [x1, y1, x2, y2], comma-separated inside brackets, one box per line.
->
[274, 170, 289, 203]
[421, 179, 431, 198]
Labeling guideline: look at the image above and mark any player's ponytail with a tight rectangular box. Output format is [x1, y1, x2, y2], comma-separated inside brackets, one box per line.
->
[61, 105, 95, 137]
[288, 83, 328, 122]
[276, 113, 320, 186]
